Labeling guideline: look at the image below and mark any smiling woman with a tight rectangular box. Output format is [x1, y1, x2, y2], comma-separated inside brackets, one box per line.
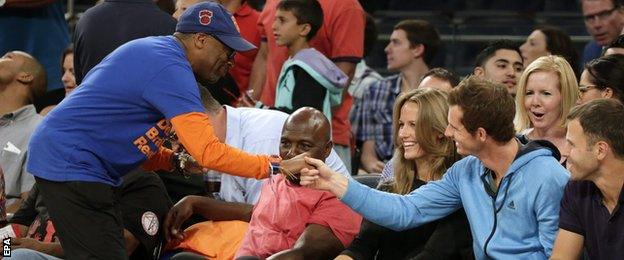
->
[514, 55, 579, 158]
[336, 88, 473, 260]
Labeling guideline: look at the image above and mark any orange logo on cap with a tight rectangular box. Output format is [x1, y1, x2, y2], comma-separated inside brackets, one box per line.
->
[199, 10, 213, 25]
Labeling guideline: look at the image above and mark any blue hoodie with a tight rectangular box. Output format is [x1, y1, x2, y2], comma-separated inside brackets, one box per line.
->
[341, 141, 569, 259]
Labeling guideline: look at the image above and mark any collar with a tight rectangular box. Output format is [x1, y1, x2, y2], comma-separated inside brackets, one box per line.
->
[391, 74, 402, 96]
[224, 105, 242, 148]
[479, 139, 523, 179]
[234, 2, 254, 17]
[591, 181, 624, 205]
[1, 105, 36, 122]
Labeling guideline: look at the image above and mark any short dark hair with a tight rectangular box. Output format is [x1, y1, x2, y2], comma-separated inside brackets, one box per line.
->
[363, 12, 378, 58]
[475, 40, 522, 67]
[61, 44, 74, 68]
[422, 67, 460, 87]
[277, 0, 323, 41]
[393, 19, 440, 65]
[448, 76, 516, 143]
[584, 54, 624, 104]
[535, 25, 579, 76]
[568, 98, 624, 158]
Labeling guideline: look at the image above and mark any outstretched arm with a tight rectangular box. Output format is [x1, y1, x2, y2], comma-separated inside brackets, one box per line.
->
[170, 112, 309, 179]
[300, 157, 462, 231]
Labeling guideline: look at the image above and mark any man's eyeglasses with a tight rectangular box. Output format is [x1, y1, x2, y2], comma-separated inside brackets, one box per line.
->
[584, 5, 621, 22]
[208, 34, 236, 61]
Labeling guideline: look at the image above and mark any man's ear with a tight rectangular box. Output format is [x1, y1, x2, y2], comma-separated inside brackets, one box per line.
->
[474, 66, 485, 77]
[16, 71, 34, 85]
[323, 140, 333, 159]
[193, 33, 208, 49]
[411, 43, 425, 59]
[476, 127, 487, 142]
[595, 141, 609, 161]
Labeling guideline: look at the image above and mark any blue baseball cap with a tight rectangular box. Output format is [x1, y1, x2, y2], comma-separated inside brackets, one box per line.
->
[175, 2, 256, 52]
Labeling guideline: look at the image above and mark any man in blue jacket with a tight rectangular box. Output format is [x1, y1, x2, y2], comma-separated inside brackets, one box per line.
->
[300, 75, 570, 259]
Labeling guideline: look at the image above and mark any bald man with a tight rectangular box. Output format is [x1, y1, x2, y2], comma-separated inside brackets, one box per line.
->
[164, 107, 362, 260]
[0, 51, 45, 212]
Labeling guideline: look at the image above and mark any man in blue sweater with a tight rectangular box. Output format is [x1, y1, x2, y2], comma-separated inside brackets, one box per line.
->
[300, 76, 570, 259]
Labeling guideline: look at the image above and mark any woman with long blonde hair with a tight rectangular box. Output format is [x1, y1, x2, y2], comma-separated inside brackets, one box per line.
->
[515, 55, 579, 160]
[337, 88, 472, 260]
[382, 88, 458, 194]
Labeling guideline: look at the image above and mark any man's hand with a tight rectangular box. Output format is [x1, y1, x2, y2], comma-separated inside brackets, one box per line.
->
[299, 157, 349, 198]
[279, 152, 312, 176]
[360, 141, 384, 173]
[163, 196, 196, 242]
[361, 160, 385, 173]
[12, 237, 43, 251]
[183, 156, 207, 175]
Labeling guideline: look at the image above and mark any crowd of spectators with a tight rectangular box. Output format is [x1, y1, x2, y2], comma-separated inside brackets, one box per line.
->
[1, 0, 624, 259]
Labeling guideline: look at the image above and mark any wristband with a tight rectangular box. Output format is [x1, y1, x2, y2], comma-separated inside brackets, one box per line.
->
[268, 155, 282, 175]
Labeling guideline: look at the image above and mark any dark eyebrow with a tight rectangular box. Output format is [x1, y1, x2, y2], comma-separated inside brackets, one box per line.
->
[494, 59, 510, 64]
[566, 139, 574, 146]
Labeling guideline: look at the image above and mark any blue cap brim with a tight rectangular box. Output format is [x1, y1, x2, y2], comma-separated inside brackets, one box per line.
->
[217, 35, 256, 52]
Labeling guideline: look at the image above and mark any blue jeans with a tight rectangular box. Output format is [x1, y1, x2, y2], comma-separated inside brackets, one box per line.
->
[8, 248, 63, 260]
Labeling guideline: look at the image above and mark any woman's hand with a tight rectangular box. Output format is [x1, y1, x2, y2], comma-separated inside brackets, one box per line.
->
[300, 157, 349, 198]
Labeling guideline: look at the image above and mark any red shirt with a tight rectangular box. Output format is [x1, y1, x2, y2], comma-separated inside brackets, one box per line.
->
[257, 0, 365, 146]
[236, 175, 362, 258]
[231, 3, 261, 94]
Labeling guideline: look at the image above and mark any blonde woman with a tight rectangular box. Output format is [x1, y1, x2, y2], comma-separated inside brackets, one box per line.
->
[515, 55, 579, 161]
[337, 88, 472, 260]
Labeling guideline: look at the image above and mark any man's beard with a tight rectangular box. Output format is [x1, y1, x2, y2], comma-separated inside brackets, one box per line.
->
[195, 72, 220, 85]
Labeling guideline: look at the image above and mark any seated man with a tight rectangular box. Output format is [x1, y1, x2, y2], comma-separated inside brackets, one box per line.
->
[0, 51, 45, 213]
[164, 107, 362, 259]
[7, 169, 172, 259]
[473, 40, 524, 96]
[551, 99, 624, 259]
[156, 86, 349, 205]
[200, 86, 349, 204]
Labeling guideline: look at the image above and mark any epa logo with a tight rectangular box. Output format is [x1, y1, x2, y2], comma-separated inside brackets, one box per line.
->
[3, 238, 10, 257]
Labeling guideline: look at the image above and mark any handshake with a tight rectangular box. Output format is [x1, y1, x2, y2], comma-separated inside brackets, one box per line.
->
[170, 148, 350, 198]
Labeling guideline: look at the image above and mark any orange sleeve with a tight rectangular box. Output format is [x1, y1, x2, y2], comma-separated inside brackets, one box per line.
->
[142, 147, 174, 172]
[170, 112, 270, 179]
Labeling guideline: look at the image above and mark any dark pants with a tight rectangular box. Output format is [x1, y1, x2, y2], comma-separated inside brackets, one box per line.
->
[35, 177, 127, 260]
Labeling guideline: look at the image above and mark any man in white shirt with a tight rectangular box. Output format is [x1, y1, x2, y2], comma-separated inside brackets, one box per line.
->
[199, 87, 349, 204]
